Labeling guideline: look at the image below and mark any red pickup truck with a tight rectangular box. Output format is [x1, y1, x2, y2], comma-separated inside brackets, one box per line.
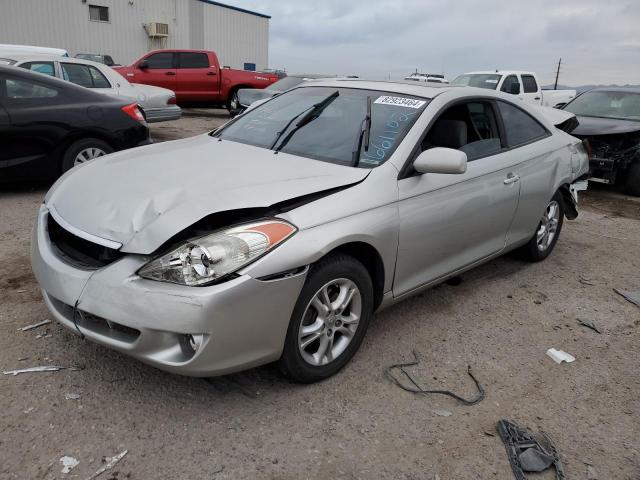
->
[114, 49, 278, 111]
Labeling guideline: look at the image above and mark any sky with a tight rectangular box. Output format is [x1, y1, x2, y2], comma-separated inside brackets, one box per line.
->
[228, 0, 640, 86]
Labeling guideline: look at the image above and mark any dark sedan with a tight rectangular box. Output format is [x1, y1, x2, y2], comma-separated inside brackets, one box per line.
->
[0, 64, 149, 182]
[563, 87, 640, 195]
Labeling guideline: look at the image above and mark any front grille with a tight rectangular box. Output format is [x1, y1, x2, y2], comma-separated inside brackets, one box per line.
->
[48, 214, 123, 268]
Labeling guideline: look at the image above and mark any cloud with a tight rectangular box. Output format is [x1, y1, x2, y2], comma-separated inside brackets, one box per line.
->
[232, 0, 640, 85]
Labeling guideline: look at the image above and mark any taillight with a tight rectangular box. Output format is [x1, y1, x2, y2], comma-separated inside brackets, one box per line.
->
[122, 103, 145, 123]
[167, 96, 176, 105]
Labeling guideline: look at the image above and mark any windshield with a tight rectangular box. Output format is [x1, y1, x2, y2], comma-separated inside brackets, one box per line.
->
[267, 76, 305, 91]
[214, 86, 428, 168]
[76, 54, 103, 63]
[451, 74, 502, 90]
[564, 90, 640, 121]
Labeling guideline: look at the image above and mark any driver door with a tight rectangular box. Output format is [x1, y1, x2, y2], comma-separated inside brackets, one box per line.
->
[393, 100, 521, 297]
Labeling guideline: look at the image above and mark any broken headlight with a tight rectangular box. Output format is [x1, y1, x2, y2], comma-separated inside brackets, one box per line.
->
[137, 220, 297, 286]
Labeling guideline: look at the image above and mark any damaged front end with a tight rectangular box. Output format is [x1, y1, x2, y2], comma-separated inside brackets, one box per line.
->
[583, 133, 640, 185]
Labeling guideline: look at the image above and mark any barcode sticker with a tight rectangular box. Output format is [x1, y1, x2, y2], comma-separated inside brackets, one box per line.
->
[374, 96, 426, 109]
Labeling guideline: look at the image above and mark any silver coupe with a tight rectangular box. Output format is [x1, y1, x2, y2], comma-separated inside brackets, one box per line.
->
[32, 79, 589, 382]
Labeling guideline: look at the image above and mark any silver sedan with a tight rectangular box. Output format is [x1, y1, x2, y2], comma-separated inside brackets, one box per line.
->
[31, 80, 589, 383]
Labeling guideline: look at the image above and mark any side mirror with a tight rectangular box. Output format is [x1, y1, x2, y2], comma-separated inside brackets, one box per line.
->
[508, 83, 520, 94]
[138, 60, 149, 69]
[413, 148, 467, 175]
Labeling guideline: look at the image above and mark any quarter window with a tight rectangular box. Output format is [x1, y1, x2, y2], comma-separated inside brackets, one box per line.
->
[61, 63, 111, 88]
[521, 75, 538, 93]
[89, 5, 109, 22]
[20, 62, 55, 77]
[178, 53, 209, 69]
[144, 53, 174, 69]
[2, 78, 59, 100]
[497, 101, 548, 147]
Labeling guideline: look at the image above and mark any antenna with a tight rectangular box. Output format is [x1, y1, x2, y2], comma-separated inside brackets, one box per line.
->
[554, 58, 562, 89]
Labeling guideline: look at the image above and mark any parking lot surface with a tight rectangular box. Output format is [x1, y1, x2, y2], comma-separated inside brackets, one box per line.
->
[1, 110, 639, 479]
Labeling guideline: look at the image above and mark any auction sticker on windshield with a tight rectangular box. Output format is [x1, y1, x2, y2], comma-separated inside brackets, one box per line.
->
[374, 96, 426, 109]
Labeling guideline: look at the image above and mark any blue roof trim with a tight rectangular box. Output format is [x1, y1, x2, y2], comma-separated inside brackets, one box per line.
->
[196, 0, 271, 19]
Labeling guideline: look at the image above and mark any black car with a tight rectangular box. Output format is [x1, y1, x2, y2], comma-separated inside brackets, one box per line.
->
[563, 87, 640, 195]
[0, 64, 149, 182]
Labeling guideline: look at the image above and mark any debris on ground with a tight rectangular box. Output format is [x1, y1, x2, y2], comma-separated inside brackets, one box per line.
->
[65, 393, 81, 400]
[586, 464, 598, 479]
[385, 350, 485, 405]
[84, 450, 128, 480]
[546, 349, 575, 364]
[433, 409, 452, 417]
[577, 319, 601, 334]
[60, 456, 79, 474]
[17, 319, 51, 331]
[613, 289, 640, 308]
[3, 365, 83, 376]
[497, 419, 565, 479]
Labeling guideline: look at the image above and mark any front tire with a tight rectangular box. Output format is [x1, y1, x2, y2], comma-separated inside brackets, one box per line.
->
[520, 191, 565, 262]
[279, 254, 373, 383]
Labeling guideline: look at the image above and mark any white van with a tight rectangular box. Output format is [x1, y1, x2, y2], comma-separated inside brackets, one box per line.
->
[0, 44, 68, 57]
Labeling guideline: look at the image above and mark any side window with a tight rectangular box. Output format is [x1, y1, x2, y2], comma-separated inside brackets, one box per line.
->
[61, 63, 111, 88]
[501, 75, 520, 94]
[20, 62, 55, 77]
[521, 75, 538, 93]
[3, 78, 59, 100]
[497, 101, 548, 147]
[421, 101, 503, 161]
[178, 52, 209, 69]
[145, 53, 174, 69]
[88, 66, 111, 88]
[104, 56, 115, 66]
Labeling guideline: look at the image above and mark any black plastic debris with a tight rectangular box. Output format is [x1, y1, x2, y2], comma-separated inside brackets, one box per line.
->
[497, 419, 565, 480]
[385, 350, 485, 405]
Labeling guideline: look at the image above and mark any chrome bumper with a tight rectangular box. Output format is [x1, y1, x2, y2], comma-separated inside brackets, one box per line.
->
[31, 205, 307, 376]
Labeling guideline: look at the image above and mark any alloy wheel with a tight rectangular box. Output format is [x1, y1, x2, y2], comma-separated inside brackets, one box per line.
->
[74, 147, 106, 166]
[536, 200, 560, 251]
[298, 278, 362, 366]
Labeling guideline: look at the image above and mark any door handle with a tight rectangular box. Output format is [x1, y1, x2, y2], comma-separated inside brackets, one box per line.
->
[206, 71, 216, 76]
[504, 173, 520, 185]
[165, 71, 176, 76]
[534, 97, 541, 100]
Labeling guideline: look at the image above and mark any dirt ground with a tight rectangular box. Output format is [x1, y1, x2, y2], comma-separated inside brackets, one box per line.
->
[1, 109, 639, 480]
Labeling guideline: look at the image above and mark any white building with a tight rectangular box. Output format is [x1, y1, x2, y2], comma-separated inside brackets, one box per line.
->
[0, 0, 270, 70]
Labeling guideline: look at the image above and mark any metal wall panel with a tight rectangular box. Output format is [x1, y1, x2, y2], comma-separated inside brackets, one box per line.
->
[0, 0, 268, 68]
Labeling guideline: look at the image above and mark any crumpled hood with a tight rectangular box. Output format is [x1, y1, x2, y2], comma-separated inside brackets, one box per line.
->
[572, 116, 640, 136]
[45, 134, 368, 254]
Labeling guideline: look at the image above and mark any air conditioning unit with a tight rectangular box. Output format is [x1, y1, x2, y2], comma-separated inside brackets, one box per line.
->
[146, 22, 169, 38]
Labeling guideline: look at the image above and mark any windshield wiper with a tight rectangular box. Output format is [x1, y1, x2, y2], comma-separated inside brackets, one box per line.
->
[273, 90, 340, 152]
[352, 95, 372, 166]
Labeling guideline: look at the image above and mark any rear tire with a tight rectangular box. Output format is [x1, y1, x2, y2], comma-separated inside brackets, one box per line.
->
[623, 162, 640, 196]
[279, 254, 373, 383]
[61, 138, 113, 173]
[226, 89, 241, 115]
[520, 191, 565, 262]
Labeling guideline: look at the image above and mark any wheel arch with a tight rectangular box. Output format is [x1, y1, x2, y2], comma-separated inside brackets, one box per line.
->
[55, 131, 116, 172]
[321, 241, 386, 311]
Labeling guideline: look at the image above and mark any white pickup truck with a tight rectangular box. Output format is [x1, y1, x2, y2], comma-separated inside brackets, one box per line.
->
[451, 71, 575, 108]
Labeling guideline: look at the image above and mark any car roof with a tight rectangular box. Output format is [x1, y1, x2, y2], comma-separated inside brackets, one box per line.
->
[296, 78, 458, 99]
[0, 64, 123, 102]
[2, 54, 106, 66]
[461, 71, 533, 76]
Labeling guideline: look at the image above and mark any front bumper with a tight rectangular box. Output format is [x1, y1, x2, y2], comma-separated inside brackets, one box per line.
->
[31, 205, 307, 376]
[144, 105, 182, 123]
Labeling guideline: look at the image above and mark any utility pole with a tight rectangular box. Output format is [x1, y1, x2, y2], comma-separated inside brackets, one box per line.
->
[554, 58, 562, 89]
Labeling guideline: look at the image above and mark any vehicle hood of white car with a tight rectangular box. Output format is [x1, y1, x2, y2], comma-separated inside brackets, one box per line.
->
[45, 134, 369, 254]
